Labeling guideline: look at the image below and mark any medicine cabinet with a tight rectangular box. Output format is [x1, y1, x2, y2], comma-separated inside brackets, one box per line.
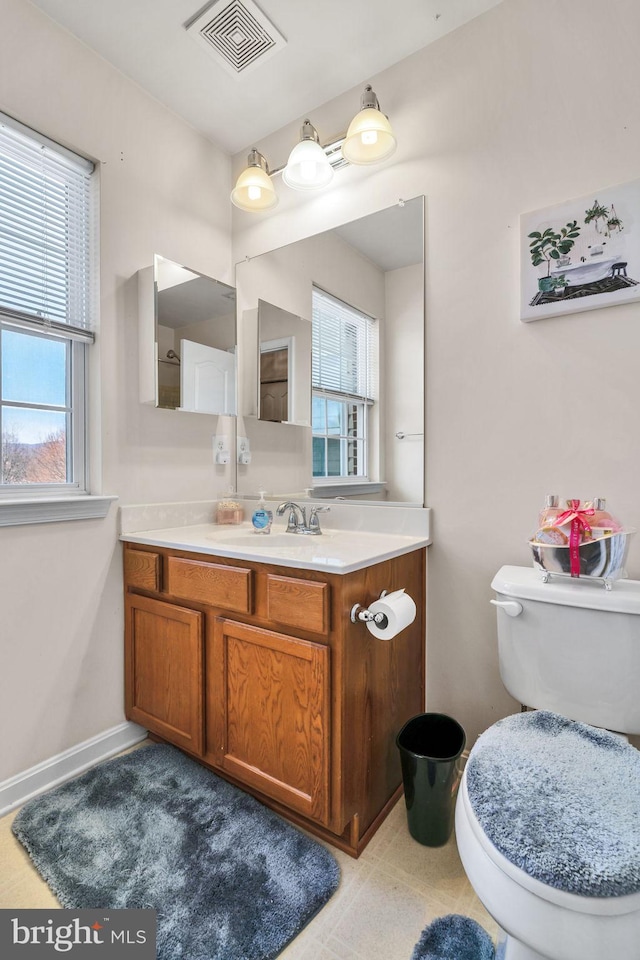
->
[138, 255, 237, 416]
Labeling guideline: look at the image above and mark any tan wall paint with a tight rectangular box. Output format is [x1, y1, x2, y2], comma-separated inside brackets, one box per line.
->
[384, 264, 424, 504]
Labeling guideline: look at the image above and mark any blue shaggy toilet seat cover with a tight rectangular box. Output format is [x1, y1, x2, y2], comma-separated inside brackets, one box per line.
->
[466, 710, 640, 898]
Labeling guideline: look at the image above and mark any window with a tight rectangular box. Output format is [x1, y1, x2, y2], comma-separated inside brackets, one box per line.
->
[311, 287, 378, 482]
[0, 112, 96, 508]
[0, 114, 111, 524]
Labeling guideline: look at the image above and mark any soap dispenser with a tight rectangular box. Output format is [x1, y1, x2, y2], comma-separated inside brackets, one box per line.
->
[251, 491, 273, 535]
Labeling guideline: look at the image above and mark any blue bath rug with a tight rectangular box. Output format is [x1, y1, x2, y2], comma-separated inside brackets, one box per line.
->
[411, 915, 495, 960]
[12, 743, 340, 960]
[466, 710, 640, 897]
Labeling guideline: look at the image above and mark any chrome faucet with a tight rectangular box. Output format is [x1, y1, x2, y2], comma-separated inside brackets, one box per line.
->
[276, 502, 330, 535]
[277, 501, 307, 533]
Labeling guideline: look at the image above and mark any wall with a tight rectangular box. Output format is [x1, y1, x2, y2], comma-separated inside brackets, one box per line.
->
[232, 0, 640, 746]
[384, 264, 423, 503]
[0, 0, 232, 780]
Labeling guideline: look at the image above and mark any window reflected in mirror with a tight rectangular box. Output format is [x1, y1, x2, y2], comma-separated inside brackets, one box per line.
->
[311, 287, 376, 483]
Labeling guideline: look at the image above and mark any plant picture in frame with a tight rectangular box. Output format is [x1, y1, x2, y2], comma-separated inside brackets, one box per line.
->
[520, 179, 640, 321]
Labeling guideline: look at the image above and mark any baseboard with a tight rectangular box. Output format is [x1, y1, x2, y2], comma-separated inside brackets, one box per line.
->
[0, 721, 148, 818]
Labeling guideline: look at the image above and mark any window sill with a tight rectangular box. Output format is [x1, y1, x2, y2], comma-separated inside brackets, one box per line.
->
[0, 495, 118, 527]
[312, 481, 386, 499]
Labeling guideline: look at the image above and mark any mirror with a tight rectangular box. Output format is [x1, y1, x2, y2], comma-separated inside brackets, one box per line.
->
[235, 197, 425, 504]
[138, 255, 237, 415]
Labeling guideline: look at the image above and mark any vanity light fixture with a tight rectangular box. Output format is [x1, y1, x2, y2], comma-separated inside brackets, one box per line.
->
[341, 85, 397, 165]
[230, 84, 396, 212]
[282, 120, 334, 191]
[230, 148, 278, 211]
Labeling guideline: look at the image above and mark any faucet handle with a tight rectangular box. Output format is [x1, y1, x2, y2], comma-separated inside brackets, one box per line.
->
[285, 509, 299, 533]
[308, 505, 330, 533]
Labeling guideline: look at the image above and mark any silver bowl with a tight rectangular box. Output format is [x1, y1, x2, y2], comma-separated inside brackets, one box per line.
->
[529, 529, 635, 582]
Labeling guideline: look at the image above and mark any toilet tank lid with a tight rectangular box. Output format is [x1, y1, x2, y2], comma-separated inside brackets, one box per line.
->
[492, 565, 640, 615]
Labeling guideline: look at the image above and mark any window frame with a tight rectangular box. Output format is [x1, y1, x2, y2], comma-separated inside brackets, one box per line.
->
[0, 112, 113, 525]
[311, 286, 379, 491]
[312, 391, 370, 482]
[0, 316, 88, 497]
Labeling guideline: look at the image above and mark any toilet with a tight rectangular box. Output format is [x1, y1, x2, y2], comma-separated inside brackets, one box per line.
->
[455, 565, 640, 960]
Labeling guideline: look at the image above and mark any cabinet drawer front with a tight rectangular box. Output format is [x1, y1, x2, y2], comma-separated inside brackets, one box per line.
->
[124, 549, 161, 592]
[167, 557, 252, 613]
[266, 574, 329, 635]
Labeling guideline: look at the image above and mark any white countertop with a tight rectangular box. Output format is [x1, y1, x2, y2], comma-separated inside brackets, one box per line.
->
[120, 521, 430, 574]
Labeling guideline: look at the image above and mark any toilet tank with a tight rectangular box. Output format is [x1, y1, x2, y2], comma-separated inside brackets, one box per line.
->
[492, 565, 640, 734]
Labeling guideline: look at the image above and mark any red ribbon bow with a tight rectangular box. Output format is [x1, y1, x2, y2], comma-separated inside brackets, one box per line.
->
[553, 499, 594, 577]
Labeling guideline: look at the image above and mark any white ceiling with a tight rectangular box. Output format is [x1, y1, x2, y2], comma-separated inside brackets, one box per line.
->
[29, 0, 503, 155]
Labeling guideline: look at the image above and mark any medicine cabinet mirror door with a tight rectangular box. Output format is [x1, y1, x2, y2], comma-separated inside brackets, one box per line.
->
[140, 255, 237, 416]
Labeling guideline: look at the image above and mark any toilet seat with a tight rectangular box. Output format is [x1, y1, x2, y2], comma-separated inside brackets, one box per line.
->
[459, 775, 640, 917]
[464, 711, 640, 902]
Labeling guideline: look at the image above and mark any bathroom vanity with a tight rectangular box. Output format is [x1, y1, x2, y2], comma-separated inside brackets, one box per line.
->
[121, 516, 428, 857]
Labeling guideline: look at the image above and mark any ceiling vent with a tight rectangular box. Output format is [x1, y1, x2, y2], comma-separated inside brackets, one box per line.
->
[186, 0, 287, 78]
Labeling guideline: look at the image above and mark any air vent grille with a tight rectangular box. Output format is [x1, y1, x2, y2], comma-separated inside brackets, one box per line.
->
[186, 0, 286, 78]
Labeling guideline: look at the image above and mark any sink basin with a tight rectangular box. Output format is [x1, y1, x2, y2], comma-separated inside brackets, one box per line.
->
[207, 531, 333, 549]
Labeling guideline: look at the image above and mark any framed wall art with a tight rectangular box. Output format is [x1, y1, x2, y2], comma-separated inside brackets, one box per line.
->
[520, 179, 640, 321]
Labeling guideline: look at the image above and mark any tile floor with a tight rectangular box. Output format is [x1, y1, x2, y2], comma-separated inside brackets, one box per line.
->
[0, 749, 498, 960]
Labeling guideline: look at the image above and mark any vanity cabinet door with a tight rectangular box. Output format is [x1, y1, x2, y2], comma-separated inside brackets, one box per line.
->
[125, 594, 204, 756]
[209, 619, 331, 825]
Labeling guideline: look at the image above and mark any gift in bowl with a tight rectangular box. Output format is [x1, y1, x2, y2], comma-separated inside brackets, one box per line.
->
[529, 529, 635, 581]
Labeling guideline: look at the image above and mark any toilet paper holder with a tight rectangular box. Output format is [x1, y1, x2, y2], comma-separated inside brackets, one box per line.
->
[350, 590, 390, 628]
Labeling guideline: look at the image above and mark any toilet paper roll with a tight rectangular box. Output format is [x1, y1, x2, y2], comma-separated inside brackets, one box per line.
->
[366, 588, 417, 640]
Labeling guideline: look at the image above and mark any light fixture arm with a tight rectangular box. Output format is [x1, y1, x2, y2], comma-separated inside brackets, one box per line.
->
[360, 85, 380, 111]
[247, 147, 269, 173]
[300, 119, 320, 143]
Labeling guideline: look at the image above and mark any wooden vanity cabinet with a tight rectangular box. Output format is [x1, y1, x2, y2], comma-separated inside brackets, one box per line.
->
[123, 542, 425, 857]
[209, 618, 331, 825]
[125, 592, 204, 755]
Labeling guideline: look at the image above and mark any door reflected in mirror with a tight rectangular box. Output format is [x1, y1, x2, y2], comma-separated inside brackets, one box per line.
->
[154, 256, 237, 415]
[258, 300, 311, 425]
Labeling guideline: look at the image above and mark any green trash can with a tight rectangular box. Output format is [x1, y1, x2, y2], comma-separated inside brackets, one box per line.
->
[396, 713, 466, 847]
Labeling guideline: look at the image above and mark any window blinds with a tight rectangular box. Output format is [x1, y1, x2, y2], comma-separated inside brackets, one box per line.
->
[312, 287, 378, 401]
[0, 113, 94, 338]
